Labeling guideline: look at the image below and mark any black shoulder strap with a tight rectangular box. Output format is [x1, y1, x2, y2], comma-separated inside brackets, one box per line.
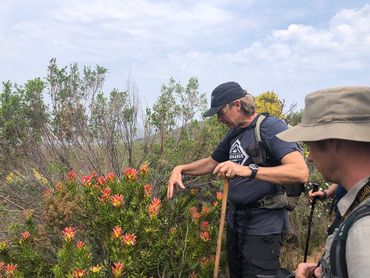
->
[330, 202, 370, 278]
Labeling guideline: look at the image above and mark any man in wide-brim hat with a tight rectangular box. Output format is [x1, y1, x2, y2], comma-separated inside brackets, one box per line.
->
[277, 86, 370, 278]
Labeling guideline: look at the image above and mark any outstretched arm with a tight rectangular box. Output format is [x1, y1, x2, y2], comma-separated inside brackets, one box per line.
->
[167, 156, 219, 199]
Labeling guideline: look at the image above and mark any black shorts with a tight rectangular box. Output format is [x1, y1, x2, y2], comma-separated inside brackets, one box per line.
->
[227, 225, 282, 278]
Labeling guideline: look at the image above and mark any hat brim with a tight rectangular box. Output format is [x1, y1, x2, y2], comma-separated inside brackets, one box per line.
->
[203, 104, 224, 117]
[277, 122, 370, 142]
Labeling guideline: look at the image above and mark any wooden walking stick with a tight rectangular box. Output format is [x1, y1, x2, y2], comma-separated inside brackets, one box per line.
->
[213, 178, 229, 278]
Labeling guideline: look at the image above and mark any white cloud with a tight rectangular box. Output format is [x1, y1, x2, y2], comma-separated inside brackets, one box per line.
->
[1, 1, 370, 110]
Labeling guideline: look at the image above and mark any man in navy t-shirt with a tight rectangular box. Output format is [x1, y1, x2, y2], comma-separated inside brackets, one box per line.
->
[167, 81, 308, 278]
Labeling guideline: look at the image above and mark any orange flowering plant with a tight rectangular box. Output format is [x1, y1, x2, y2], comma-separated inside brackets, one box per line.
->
[1, 165, 226, 277]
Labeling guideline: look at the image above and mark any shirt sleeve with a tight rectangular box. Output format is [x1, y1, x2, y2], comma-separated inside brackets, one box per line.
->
[261, 118, 301, 162]
[346, 216, 370, 277]
[211, 129, 234, 163]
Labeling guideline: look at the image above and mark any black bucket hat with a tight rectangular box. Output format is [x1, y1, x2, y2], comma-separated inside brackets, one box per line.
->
[203, 81, 247, 117]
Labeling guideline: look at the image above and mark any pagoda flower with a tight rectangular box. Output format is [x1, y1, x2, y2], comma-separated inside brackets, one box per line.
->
[213, 201, 219, 207]
[112, 226, 122, 239]
[106, 172, 115, 181]
[199, 231, 210, 242]
[200, 221, 210, 232]
[111, 194, 124, 208]
[72, 268, 86, 277]
[192, 212, 201, 221]
[201, 205, 210, 216]
[81, 175, 93, 187]
[189, 207, 198, 214]
[67, 170, 77, 181]
[90, 171, 97, 178]
[139, 163, 149, 176]
[112, 262, 124, 278]
[143, 184, 153, 198]
[216, 191, 223, 201]
[99, 187, 112, 203]
[76, 240, 85, 249]
[4, 263, 17, 275]
[148, 198, 161, 219]
[20, 231, 30, 241]
[62, 227, 76, 242]
[121, 233, 137, 246]
[124, 167, 138, 181]
[96, 176, 107, 186]
[90, 264, 102, 273]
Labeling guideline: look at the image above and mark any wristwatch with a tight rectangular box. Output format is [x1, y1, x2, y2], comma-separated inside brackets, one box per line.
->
[248, 164, 259, 178]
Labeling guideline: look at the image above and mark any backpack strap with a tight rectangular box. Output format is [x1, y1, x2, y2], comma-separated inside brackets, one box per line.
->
[330, 201, 370, 278]
[254, 114, 266, 144]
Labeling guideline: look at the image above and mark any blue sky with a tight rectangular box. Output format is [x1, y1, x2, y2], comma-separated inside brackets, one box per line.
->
[1, 0, 370, 111]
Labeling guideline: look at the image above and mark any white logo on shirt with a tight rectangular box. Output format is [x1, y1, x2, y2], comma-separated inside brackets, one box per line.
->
[230, 139, 249, 165]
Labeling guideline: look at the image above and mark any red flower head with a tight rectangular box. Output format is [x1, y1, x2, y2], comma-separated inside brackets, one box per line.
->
[62, 227, 76, 242]
[213, 201, 219, 207]
[5, 263, 17, 274]
[99, 187, 112, 203]
[148, 198, 161, 219]
[112, 226, 122, 239]
[81, 175, 92, 187]
[121, 233, 137, 246]
[76, 240, 85, 249]
[124, 167, 138, 181]
[72, 268, 85, 277]
[97, 176, 107, 186]
[189, 207, 198, 214]
[216, 191, 223, 201]
[106, 172, 115, 181]
[139, 163, 149, 176]
[111, 194, 124, 208]
[143, 184, 153, 198]
[191, 212, 201, 221]
[200, 221, 210, 231]
[112, 262, 124, 278]
[67, 170, 77, 181]
[20, 231, 30, 241]
[199, 231, 210, 242]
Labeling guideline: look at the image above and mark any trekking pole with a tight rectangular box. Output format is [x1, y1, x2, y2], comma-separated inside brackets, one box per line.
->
[214, 178, 229, 278]
[304, 182, 319, 262]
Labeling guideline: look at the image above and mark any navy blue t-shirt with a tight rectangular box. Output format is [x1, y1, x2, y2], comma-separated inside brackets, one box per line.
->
[211, 115, 301, 235]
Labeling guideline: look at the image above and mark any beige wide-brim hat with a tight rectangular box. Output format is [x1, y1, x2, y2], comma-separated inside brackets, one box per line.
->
[277, 86, 370, 142]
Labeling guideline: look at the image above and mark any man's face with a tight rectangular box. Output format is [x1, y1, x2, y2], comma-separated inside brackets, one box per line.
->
[216, 102, 239, 128]
[307, 141, 337, 183]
